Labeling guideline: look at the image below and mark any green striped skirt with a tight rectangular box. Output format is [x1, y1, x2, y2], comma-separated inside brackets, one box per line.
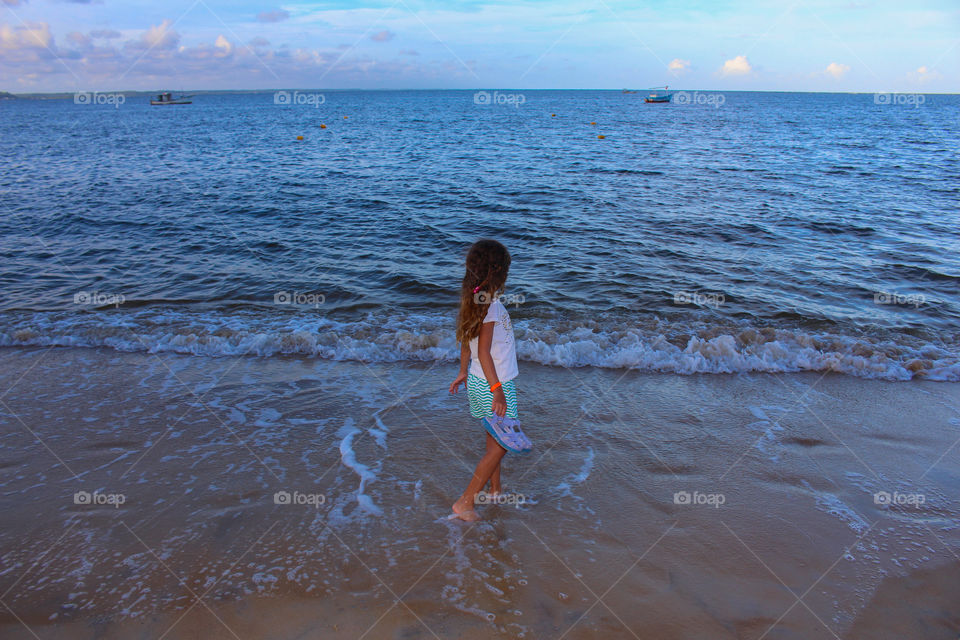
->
[467, 373, 518, 419]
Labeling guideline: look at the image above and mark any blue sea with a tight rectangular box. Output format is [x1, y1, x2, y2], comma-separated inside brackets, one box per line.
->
[1, 90, 958, 379]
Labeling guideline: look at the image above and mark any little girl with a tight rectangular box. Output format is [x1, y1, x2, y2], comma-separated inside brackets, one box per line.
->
[448, 239, 530, 522]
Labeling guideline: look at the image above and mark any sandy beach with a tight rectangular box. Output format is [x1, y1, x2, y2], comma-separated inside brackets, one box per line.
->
[1, 345, 957, 639]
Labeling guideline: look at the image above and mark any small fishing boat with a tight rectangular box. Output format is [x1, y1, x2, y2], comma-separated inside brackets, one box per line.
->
[644, 86, 672, 103]
[622, 89, 638, 94]
[150, 92, 192, 105]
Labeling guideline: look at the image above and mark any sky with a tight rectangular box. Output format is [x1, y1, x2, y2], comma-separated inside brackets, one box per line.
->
[0, 0, 957, 92]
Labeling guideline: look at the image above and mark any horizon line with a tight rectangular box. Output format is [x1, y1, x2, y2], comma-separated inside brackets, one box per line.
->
[4, 88, 958, 97]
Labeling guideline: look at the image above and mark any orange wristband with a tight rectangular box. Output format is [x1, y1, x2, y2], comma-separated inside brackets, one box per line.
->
[489, 381, 502, 392]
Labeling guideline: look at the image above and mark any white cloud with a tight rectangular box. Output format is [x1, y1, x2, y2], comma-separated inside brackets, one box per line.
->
[131, 19, 179, 51]
[370, 30, 395, 43]
[911, 65, 940, 83]
[668, 58, 690, 73]
[719, 55, 752, 76]
[257, 9, 289, 23]
[825, 62, 850, 79]
[0, 22, 53, 50]
[214, 34, 232, 57]
[66, 31, 90, 47]
[0, 22, 66, 72]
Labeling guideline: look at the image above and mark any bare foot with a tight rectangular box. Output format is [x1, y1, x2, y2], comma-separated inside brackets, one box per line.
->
[451, 498, 480, 522]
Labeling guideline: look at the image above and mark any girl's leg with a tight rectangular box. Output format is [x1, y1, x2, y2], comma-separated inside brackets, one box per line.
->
[452, 432, 508, 521]
[488, 436, 502, 494]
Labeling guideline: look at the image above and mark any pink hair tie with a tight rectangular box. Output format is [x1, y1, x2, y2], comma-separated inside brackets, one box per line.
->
[472, 285, 482, 294]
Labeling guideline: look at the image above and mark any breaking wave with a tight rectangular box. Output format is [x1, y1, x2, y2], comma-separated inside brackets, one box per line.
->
[1, 309, 957, 381]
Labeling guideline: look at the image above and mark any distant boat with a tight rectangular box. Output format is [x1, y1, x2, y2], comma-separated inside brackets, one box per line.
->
[150, 92, 192, 105]
[622, 89, 638, 94]
[644, 86, 672, 103]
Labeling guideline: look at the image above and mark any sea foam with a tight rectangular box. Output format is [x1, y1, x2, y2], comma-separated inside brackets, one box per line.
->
[1, 309, 957, 381]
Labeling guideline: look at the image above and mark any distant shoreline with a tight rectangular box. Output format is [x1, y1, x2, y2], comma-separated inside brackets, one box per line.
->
[3, 88, 959, 100]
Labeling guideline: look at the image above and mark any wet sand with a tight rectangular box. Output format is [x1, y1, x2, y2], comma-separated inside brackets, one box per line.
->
[0, 346, 958, 639]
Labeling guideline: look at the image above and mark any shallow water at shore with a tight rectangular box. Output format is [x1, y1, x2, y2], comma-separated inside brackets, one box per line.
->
[1, 346, 958, 638]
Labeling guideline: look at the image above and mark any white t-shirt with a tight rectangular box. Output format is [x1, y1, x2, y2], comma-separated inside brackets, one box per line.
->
[468, 299, 519, 383]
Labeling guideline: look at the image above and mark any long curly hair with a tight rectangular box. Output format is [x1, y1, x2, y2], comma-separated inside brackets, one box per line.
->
[455, 239, 511, 343]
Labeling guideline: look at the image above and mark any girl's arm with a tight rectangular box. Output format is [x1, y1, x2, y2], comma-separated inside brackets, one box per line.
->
[477, 321, 507, 416]
[448, 340, 471, 394]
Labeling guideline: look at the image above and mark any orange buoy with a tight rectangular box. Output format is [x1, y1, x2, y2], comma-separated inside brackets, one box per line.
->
[590, 121, 597, 125]
[343, 116, 348, 119]
[320, 124, 327, 129]
[551, 113, 556, 117]
[296, 135, 304, 140]
[597, 135, 605, 139]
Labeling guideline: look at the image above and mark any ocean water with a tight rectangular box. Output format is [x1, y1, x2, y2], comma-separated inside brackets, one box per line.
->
[1, 90, 958, 380]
